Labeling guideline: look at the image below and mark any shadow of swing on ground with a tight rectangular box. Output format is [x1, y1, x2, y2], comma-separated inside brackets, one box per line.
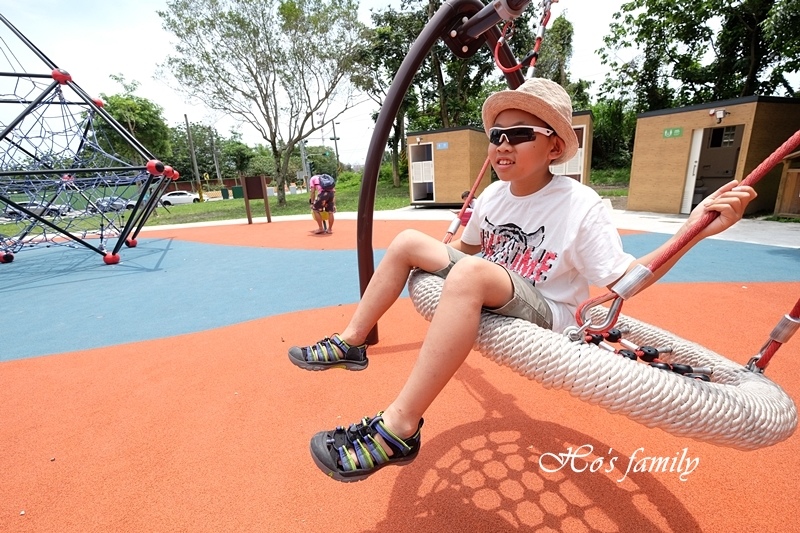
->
[364, 364, 702, 533]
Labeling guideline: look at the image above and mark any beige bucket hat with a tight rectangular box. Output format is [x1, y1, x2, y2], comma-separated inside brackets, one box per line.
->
[481, 78, 578, 165]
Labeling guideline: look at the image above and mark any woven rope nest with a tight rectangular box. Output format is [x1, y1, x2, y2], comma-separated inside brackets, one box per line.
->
[408, 269, 797, 450]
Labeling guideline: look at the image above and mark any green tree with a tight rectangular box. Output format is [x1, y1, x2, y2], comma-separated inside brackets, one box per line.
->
[354, 7, 422, 187]
[168, 122, 219, 186]
[763, 0, 800, 95]
[95, 75, 171, 165]
[535, 15, 592, 110]
[535, 15, 573, 87]
[590, 98, 637, 169]
[247, 145, 276, 178]
[599, 0, 799, 112]
[219, 135, 255, 184]
[158, 0, 366, 206]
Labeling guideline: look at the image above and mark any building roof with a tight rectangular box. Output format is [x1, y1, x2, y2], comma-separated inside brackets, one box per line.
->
[407, 125, 485, 136]
[638, 94, 800, 119]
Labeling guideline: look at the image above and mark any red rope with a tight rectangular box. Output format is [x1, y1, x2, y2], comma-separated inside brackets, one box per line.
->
[443, 157, 491, 244]
[494, 23, 525, 73]
[493, 4, 553, 74]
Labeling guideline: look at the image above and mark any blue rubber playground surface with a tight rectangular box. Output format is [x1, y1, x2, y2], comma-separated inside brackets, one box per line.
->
[2, 230, 798, 361]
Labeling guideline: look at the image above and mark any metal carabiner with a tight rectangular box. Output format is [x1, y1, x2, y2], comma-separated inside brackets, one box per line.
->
[579, 295, 625, 335]
[745, 354, 764, 373]
[563, 320, 592, 342]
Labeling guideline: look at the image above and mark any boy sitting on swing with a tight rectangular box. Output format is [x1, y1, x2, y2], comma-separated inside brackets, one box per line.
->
[288, 78, 757, 482]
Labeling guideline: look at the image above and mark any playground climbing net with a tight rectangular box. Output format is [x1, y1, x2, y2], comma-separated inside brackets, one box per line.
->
[0, 13, 175, 264]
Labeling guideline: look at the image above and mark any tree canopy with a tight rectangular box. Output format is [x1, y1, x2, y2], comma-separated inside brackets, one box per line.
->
[95, 75, 172, 165]
[534, 15, 591, 110]
[158, 0, 366, 204]
[599, 0, 799, 113]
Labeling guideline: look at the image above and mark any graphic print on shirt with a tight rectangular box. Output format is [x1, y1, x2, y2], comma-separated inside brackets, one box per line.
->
[481, 218, 558, 284]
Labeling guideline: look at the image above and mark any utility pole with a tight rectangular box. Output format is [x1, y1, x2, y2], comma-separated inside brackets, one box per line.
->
[210, 128, 223, 186]
[330, 121, 341, 176]
[299, 139, 311, 188]
[184, 114, 203, 201]
[316, 112, 324, 144]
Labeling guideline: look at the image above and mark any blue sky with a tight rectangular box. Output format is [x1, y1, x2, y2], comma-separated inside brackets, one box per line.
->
[0, 0, 624, 164]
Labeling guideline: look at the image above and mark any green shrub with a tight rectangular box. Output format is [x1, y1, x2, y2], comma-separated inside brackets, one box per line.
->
[590, 167, 631, 186]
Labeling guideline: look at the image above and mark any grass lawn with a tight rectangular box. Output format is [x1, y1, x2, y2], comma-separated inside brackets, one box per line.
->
[143, 180, 411, 227]
[0, 168, 641, 233]
[133, 171, 636, 228]
[590, 167, 630, 186]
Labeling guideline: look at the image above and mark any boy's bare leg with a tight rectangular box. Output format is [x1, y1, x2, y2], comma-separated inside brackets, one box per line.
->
[343, 256, 514, 458]
[325, 211, 335, 233]
[385, 258, 513, 439]
[338, 230, 452, 346]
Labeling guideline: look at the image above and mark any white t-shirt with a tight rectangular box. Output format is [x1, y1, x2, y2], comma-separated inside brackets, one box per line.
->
[461, 176, 635, 332]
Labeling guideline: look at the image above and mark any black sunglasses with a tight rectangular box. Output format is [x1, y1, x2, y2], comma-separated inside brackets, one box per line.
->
[488, 125, 555, 146]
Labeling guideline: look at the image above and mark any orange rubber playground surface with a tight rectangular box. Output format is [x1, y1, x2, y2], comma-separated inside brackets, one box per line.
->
[1, 213, 799, 532]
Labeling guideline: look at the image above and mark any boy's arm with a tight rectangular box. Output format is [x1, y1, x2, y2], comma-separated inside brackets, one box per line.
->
[448, 238, 482, 255]
[610, 180, 757, 291]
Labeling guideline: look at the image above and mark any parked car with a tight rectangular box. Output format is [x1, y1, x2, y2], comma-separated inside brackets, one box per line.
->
[91, 196, 136, 213]
[1, 204, 24, 220]
[160, 191, 201, 206]
[6, 201, 72, 218]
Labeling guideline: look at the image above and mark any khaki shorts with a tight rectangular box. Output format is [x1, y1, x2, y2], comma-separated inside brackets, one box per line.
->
[428, 247, 553, 329]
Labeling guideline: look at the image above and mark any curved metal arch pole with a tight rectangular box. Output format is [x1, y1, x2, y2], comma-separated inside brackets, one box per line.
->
[357, 0, 526, 344]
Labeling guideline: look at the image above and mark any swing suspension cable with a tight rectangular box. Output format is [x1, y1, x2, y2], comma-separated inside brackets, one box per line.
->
[493, 0, 557, 75]
[443, 157, 491, 244]
[748, 298, 800, 371]
[577, 128, 800, 369]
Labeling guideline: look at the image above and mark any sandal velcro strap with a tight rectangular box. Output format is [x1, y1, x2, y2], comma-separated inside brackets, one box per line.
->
[310, 413, 423, 482]
[288, 334, 368, 371]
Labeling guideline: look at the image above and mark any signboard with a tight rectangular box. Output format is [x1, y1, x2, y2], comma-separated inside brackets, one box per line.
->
[436, 142, 449, 150]
[663, 127, 683, 138]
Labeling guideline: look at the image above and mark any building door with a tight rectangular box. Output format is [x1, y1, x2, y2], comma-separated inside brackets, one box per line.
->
[776, 169, 800, 215]
[550, 126, 585, 182]
[680, 129, 704, 214]
[409, 143, 434, 203]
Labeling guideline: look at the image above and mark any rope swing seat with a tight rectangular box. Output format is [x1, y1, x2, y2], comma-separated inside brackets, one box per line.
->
[354, 0, 799, 451]
[409, 271, 798, 451]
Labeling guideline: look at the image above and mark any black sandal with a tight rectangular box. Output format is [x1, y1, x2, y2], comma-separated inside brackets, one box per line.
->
[309, 413, 423, 482]
[288, 334, 368, 371]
